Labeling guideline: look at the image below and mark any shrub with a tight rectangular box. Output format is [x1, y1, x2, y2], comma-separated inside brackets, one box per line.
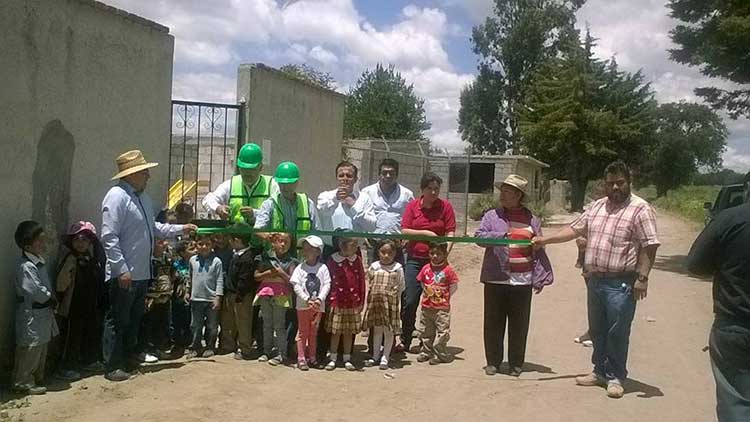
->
[468, 192, 497, 221]
[651, 185, 721, 223]
[468, 192, 550, 225]
[528, 200, 551, 225]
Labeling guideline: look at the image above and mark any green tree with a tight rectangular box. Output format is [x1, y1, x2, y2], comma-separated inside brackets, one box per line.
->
[668, 0, 750, 118]
[694, 168, 745, 186]
[468, 0, 585, 153]
[646, 102, 728, 196]
[343, 64, 430, 140]
[458, 66, 506, 154]
[279, 63, 336, 90]
[519, 31, 657, 210]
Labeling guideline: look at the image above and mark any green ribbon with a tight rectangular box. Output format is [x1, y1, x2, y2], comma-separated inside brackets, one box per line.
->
[194, 227, 532, 247]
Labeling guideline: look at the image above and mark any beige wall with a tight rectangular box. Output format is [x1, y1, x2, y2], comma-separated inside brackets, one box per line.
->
[237, 64, 346, 198]
[0, 0, 174, 375]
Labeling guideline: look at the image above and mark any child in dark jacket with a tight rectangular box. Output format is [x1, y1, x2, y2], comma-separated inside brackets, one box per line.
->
[228, 233, 259, 360]
[55, 221, 106, 380]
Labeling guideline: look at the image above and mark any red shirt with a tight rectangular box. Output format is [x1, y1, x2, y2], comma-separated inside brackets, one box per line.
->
[417, 263, 459, 310]
[401, 198, 457, 259]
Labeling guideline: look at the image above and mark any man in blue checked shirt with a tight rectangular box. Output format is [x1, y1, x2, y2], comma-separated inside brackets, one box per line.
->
[101, 150, 196, 382]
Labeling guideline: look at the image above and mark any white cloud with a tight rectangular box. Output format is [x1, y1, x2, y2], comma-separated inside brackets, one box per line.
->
[402, 67, 475, 152]
[723, 147, 750, 173]
[174, 40, 234, 66]
[309, 46, 339, 65]
[172, 72, 236, 103]
[106, 0, 471, 151]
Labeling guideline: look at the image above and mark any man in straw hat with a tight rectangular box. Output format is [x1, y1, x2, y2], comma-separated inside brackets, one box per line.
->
[101, 150, 197, 382]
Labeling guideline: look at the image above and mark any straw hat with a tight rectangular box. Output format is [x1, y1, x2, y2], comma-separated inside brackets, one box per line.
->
[111, 150, 159, 180]
[495, 174, 528, 195]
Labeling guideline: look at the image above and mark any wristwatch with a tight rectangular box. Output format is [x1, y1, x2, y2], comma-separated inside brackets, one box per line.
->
[637, 274, 649, 283]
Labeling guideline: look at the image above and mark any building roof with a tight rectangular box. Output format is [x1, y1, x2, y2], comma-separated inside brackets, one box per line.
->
[85, 1, 170, 33]
[430, 154, 549, 168]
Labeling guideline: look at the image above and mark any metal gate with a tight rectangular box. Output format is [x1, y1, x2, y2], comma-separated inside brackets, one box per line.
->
[168, 100, 244, 217]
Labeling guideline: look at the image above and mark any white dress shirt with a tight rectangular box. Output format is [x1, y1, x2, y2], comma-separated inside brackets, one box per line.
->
[361, 182, 414, 234]
[317, 188, 377, 239]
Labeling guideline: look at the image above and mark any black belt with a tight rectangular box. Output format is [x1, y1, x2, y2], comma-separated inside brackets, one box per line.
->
[16, 297, 52, 309]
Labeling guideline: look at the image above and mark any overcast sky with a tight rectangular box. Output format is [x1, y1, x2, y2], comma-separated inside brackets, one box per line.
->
[108, 0, 749, 173]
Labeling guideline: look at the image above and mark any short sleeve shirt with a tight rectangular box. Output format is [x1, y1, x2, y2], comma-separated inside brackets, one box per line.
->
[570, 194, 660, 273]
[417, 263, 459, 310]
[402, 198, 457, 259]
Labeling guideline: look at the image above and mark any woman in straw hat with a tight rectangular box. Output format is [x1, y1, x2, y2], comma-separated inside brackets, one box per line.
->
[474, 174, 553, 377]
[100, 150, 196, 382]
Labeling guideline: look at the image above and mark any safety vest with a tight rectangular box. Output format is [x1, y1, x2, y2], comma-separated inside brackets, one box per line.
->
[270, 193, 312, 232]
[229, 174, 272, 224]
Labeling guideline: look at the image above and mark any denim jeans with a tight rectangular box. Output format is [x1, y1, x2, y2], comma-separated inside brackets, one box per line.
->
[171, 297, 192, 348]
[401, 257, 429, 348]
[710, 317, 750, 422]
[102, 279, 148, 373]
[190, 301, 219, 351]
[587, 274, 637, 382]
[258, 296, 288, 359]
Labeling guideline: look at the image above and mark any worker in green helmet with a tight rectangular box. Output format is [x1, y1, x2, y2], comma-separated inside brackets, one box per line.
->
[202, 143, 279, 224]
[254, 161, 318, 236]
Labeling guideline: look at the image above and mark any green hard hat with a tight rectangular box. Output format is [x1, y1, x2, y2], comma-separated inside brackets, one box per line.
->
[274, 161, 300, 184]
[237, 143, 263, 169]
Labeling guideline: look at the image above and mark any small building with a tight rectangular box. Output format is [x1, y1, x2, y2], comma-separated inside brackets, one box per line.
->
[429, 155, 549, 223]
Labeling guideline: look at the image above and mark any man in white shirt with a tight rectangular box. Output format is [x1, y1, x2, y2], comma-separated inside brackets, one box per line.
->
[361, 158, 415, 234]
[316, 161, 376, 249]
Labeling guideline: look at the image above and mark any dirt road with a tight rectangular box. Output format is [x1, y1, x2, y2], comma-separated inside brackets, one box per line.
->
[4, 211, 717, 422]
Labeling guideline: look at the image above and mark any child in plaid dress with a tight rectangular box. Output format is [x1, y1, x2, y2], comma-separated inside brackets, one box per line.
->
[325, 236, 365, 371]
[362, 239, 404, 370]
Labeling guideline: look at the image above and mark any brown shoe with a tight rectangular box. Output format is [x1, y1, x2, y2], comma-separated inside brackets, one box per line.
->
[606, 382, 624, 398]
[575, 373, 606, 387]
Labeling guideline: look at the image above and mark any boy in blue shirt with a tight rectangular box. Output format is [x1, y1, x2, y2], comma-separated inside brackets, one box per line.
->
[12, 221, 59, 395]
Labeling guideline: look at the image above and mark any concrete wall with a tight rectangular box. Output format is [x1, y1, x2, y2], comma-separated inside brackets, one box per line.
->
[238, 63, 346, 198]
[0, 0, 174, 377]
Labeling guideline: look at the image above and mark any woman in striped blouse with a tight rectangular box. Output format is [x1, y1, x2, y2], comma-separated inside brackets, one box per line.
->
[474, 175, 554, 377]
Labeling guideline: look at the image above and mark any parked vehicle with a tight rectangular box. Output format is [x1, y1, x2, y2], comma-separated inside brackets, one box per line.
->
[704, 184, 746, 225]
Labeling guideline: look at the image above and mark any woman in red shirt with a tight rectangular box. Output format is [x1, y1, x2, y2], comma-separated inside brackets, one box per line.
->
[398, 172, 456, 352]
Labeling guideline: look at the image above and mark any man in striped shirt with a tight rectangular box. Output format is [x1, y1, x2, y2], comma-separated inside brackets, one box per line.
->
[534, 161, 660, 398]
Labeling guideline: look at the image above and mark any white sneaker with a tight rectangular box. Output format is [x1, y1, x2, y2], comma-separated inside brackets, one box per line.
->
[258, 354, 269, 362]
[325, 360, 337, 371]
[364, 359, 375, 367]
[344, 361, 356, 371]
[138, 353, 159, 363]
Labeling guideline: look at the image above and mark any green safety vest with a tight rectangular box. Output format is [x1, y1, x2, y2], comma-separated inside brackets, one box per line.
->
[229, 174, 272, 224]
[270, 193, 312, 232]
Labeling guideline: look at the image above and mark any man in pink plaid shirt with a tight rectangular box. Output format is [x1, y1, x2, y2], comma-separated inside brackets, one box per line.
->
[535, 161, 660, 399]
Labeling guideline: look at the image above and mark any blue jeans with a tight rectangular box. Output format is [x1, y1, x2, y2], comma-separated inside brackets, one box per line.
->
[102, 279, 148, 373]
[401, 257, 429, 348]
[710, 318, 750, 422]
[171, 297, 192, 348]
[258, 297, 288, 359]
[190, 301, 219, 351]
[587, 274, 637, 382]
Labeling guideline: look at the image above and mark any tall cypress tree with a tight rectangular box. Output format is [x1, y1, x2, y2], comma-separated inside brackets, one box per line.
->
[519, 30, 657, 210]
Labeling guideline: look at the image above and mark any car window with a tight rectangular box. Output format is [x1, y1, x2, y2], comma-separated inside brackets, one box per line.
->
[728, 190, 745, 208]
